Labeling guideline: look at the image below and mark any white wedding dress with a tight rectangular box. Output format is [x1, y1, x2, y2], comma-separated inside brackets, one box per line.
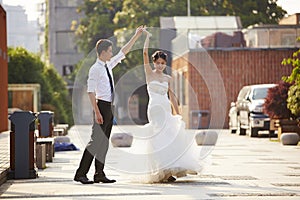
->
[116, 80, 208, 183]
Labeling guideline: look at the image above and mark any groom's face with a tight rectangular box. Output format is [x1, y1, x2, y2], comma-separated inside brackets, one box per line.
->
[102, 46, 113, 62]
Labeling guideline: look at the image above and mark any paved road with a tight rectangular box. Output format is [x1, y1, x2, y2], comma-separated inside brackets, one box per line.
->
[0, 125, 299, 200]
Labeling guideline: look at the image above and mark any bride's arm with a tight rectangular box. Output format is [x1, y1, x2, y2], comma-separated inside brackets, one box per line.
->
[168, 78, 180, 115]
[143, 32, 152, 80]
[169, 89, 180, 115]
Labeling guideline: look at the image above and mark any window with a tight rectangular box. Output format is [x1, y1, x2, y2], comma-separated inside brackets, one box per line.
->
[56, 31, 78, 53]
[252, 88, 269, 100]
[56, 0, 79, 7]
[63, 65, 74, 76]
[237, 86, 250, 101]
[281, 33, 297, 46]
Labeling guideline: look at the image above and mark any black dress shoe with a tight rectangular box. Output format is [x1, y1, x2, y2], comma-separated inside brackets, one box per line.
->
[167, 176, 176, 182]
[74, 176, 94, 184]
[94, 176, 116, 183]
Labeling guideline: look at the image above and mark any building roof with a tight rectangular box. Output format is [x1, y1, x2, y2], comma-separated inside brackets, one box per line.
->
[279, 13, 300, 25]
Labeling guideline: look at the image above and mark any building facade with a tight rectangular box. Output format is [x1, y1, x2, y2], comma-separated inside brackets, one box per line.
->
[172, 48, 296, 129]
[167, 16, 299, 129]
[0, 4, 8, 132]
[48, 0, 84, 77]
[279, 13, 300, 25]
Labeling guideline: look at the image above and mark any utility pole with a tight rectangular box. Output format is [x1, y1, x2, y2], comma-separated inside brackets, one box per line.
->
[187, 0, 191, 16]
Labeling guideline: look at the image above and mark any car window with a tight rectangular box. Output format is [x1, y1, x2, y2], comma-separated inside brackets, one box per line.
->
[252, 88, 269, 100]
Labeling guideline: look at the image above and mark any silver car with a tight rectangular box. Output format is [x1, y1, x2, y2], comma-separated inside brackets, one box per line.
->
[229, 84, 276, 137]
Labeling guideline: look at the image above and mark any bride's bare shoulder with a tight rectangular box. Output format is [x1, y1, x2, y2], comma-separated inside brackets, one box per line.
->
[164, 75, 172, 82]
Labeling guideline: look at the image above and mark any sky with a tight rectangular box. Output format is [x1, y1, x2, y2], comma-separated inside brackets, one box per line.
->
[2, 0, 300, 21]
[2, 0, 42, 21]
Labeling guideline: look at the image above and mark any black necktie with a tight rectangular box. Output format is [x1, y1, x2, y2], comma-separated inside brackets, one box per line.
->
[104, 64, 114, 100]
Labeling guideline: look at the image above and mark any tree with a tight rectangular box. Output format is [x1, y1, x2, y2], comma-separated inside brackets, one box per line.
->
[73, 0, 287, 56]
[74, 0, 287, 52]
[114, 0, 188, 28]
[71, 0, 287, 82]
[282, 39, 300, 118]
[227, 0, 287, 27]
[263, 81, 293, 119]
[112, 0, 287, 29]
[8, 47, 73, 125]
[73, 0, 123, 55]
[43, 67, 73, 124]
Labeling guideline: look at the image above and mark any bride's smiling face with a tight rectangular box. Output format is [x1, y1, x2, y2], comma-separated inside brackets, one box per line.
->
[153, 58, 166, 72]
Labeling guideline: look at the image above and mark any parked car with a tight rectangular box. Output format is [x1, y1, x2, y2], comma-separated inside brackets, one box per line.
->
[229, 84, 276, 137]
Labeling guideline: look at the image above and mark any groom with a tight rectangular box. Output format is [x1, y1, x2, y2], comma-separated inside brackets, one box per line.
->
[74, 26, 144, 184]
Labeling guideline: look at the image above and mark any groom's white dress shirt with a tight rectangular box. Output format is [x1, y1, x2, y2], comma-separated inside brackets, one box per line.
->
[87, 51, 125, 102]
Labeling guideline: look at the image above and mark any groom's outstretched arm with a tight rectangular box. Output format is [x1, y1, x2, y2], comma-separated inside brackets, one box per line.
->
[121, 25, 144, 55]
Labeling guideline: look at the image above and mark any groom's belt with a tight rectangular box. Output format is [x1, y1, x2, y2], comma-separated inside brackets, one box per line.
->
[97, 99, 113, 106]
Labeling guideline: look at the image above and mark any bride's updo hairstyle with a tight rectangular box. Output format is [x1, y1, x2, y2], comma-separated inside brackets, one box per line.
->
[151, 51, 168, 62]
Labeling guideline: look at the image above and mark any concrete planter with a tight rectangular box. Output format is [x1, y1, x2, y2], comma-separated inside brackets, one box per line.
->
[275, 119, 300, 141]
[280, 132, 300, 145]
[111, 133, 133, 147]
[195, 130, 218, 145]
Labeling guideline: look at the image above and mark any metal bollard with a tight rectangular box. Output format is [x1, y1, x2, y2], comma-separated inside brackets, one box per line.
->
[8, 111, 38, 179]
[37, 111, 54, 137]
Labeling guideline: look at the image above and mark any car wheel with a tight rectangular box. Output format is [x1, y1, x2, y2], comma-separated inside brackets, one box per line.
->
[239, 128, 246, 135]
[269, 130, 276, 137]
[250, 127, 259, 137]
[231, 129, 237, 134]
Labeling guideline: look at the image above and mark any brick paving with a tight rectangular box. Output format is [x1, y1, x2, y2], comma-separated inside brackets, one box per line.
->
[0, 131, 9, 185]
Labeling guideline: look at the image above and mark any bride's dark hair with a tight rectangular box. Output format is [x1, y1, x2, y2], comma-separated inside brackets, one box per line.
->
[151, 51, 167, 62]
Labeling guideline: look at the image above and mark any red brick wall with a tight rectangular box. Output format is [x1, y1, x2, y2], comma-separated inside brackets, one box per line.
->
[172, 48, 297, 128]
[0, 5, 8, 132]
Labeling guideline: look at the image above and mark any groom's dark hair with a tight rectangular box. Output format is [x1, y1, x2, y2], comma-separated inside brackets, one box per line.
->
[96, 39, 113, 55]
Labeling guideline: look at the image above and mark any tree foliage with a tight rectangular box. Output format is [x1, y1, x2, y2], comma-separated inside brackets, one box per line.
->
[74, 0, 287, 55]
[8, 47, 73, 125]
[73, 0, 123, 55]
[264, 38, 300, 119]
[113, 0, 286, 29]
[70, 0, 287, 84]
[282, 42, 300, 117]
[263, 81, 293, 119]
[200, 0, 286, 27]
[287, 84, 300, 118]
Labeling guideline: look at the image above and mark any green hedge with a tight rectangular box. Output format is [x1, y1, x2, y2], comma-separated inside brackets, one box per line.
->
[8, 47, 73, 126]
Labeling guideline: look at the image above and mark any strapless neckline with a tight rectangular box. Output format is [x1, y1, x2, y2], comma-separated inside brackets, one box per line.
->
[148, 80, 168, 85]
[147, 80, 168, 96]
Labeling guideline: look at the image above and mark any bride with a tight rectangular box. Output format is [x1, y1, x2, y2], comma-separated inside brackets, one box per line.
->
[116, 28, 206, 183]
[120, 28, 206, 183]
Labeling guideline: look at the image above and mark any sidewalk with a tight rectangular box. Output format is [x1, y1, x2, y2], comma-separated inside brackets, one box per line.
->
[0, 125, 300, 199]
[0, 131, 9, 186]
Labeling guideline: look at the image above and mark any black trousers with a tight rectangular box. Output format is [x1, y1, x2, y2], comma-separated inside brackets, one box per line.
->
[75, 100, 113, 178]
